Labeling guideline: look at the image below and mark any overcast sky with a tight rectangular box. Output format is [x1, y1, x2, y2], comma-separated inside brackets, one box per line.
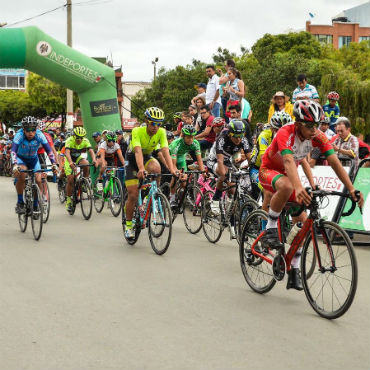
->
[1, 0, 366, 81]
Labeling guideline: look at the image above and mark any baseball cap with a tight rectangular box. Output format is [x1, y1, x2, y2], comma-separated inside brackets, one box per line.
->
[196, 83, 206, 89]
[115, 129, 123, 135]
[92, 131, 101, 137]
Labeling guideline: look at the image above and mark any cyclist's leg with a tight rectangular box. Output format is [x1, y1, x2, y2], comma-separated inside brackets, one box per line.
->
[14, 158, 28, 213]
[64, 160, 75, 209]
[78, 158, 90, 177]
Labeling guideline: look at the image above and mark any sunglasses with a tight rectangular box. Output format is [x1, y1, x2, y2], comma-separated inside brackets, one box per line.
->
[229, 132, 244, 138]
[25, 128, 36, 132]
[149, 121, 162, 127]
[75, 135, 84, 139]
[107, 139, 116, 142]
[301, 122, 318, 129]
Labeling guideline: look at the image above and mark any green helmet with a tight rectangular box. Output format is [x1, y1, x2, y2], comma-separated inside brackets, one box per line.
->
[181, 124, 197, 136]
[106, 131, 117, 141]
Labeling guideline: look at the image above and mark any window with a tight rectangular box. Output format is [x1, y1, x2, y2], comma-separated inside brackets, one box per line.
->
[0, 76, 5, 88]
[359, 36, 370, 42]
[314, 34, 333, 44]
[338, 36, 352, 48]
[0, 74, 26, 89]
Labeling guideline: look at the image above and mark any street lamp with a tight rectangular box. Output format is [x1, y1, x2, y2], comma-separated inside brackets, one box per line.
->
[152, 57, 159, 81]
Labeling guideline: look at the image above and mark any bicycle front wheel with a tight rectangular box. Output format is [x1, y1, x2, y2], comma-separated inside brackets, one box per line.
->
[80, 178, 93, 220]
[31, 185, 44, 241]
[201, 190, 223, 243]
[108, 176, 123, 217]
[148, 192, 172, 255]
[301, 221, 358, 319]
[183, 184, 203, 234]
[236, 199, 259, 245]
[42, 179, 50, 223]
[239, 209, 276, 293]
[93, 178, 105, 213]
[18, 197, 28, 233]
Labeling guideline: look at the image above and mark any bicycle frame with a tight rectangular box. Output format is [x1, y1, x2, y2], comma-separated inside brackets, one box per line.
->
[102, 167, 120, 199]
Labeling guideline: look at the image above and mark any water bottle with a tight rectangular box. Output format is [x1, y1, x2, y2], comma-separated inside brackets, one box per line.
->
[286, 222, 302, 245]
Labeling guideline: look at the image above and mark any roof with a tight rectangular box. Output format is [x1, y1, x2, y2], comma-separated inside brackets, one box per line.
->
[332, 1, 370, 27]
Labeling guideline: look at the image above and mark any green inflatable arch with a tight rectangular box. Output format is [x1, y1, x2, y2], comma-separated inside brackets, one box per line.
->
[0, 26, 121, 139]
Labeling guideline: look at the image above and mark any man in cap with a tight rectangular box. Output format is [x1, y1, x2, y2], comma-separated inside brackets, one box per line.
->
[191, 82, 207, 105]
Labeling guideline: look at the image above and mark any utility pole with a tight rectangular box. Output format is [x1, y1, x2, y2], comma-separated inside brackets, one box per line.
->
[66, 0, 74, 130]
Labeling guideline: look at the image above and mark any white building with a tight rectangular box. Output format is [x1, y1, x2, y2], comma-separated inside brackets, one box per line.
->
[122, 81, 151, 119]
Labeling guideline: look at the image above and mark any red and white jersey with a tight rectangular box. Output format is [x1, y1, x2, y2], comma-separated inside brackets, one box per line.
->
[261, 123, 334, 172]
[37, 132, 54, 155]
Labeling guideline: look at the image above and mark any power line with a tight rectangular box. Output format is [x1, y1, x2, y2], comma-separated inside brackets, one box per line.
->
[6, 5, 67, 27]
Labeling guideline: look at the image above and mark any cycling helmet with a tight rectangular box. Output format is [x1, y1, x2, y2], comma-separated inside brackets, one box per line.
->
[181, 124, 197, 136]
[166, 131, 175, 140]
[37, 120, 46, 131]
[92, 131, 101, 138]
[21, 116, 39, 129]
[73, 127, 86, 137]
[227, 119, 245, 135]
[293, 100, 323, 123]
[270, 111, 293, 129]
[327, 91, 340, 101]
[3, 134, 9, 140]
[144, 107, 165, 122]
[212, 117, 226, 127]
[173, 112, 182, 120]
[106, 131, 117, 141]
[321, 116, 331, 124]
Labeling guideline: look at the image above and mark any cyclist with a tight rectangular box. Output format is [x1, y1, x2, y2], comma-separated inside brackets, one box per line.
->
[37, 121, 58, 169]
[168, 124, 205, 208]
[64, 127, 97, 212]
[96, 131, 125, 188]
[124, 107, 177, 239]
[207, 119, 252, 216]
[250, 111, 292, 202]
[259, 100, 364, 290]
[11, 116, 57, 214]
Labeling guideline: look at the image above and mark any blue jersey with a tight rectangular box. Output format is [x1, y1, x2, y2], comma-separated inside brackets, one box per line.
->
[11, 128, 55, 164]
[323, 104, 340, 124]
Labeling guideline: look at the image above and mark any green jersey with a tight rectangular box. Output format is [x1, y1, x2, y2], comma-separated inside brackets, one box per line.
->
[169, 138, 201, 161]
[65, 136, 92, 161]
[128, 126, 168, 155]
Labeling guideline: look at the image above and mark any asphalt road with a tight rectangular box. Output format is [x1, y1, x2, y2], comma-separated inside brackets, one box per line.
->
[0, 176, 369, 370]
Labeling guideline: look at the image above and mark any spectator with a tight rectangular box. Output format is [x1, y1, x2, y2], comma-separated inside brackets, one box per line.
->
[194, 96, 206, 131]
[217, 59, 236, 122]
[332, 117, 359, 169]
[292, 73, 319, 103]
[267, 91, 294, 123]
[195, 105, 215, 151]
[188, 104, 198, 127]
[205, 65, 221, 117]
[224, 67, 245, 117]
[191, 83, 207, 105]
[228, 103, 253, 147]
[172, 112, 183, 136]
[323, 91, 340, 132]
[357, 133, 370, 167]
[319, 119, 335, 140]
[92, 131, 103, 152]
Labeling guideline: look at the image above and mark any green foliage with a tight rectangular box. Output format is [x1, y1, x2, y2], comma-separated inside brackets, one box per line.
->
[131, 31, 370, 136]
[0, 90, 45, 127]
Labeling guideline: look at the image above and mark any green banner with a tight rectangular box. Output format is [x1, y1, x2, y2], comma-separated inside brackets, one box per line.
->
[339, 167, 370, 231]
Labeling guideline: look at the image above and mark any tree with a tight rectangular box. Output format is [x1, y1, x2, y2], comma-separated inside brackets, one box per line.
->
[212, 47, 237, 64]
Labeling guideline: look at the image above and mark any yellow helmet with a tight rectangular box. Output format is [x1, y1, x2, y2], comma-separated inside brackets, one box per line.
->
[144, 107, 165, 122]
[73, 127, 86, 137]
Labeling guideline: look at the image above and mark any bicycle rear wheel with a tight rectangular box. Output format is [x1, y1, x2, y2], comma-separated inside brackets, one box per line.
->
[201, 190, 223, 243]
[31, 185, 44, 241]
[122, 191, 141, 245]
[239, 210, 276, 293]
[18, 197, 28, 233]
[148, 191, 172, 255]
[42, 179, 50, 223]
[183, 184, 203, 234]
[93, 178, 105, 213]
[237, 199, 259, 243]
[80, 177, 93, 220]
[58, 177, 66, 204]
[109, 176, 123, 217]
[301, 221, 358, 319]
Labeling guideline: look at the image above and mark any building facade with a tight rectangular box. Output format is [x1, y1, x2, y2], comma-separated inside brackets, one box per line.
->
[0, 68, 26, 90]
[306, 1, 370, 48]
[122, 81, 151, 119]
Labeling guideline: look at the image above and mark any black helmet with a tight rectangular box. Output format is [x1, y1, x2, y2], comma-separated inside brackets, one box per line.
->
[166, 131, 175, 140]
[227, 119, 245, 135]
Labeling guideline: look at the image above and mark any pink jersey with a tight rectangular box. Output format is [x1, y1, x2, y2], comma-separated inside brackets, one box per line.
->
[261, 123, 334, 173]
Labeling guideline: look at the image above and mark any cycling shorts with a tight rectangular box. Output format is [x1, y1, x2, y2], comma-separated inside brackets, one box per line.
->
[125, 153, 157, 187]
[17, 155, 41, 172]
[259, 167, 296, 201]
[64, 155, 85, 176]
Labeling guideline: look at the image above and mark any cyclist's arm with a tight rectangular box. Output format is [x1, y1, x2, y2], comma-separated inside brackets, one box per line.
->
[116, 148, 125, 166]
[99, 148, 106, 166]
[88, 148, 96, 163]
[300, 157, 315, 188]
[41, 142, 56, 164]
[216, 153, 226, 177]
[10, 141, 19, 164]
[195, 154, 205, 172]
[327, 154, 364, 207]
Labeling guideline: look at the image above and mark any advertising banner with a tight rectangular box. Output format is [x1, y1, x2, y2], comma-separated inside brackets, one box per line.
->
[298, 165, 350, 221]
[339, 167, 370, 231]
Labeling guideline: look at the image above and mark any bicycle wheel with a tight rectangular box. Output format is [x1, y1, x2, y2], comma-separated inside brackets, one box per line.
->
[80, 177, 93, 220]
[31, 185, 44, 241]
[58, 178, 66, 203]
[201, 190, 223, 243]
[237, 199, 259, 245]
[93, 178, 105, 213]
[300, 233, 317, 281]
[122, 191, 141, 245]
[42, 179, 50, 223]
[239, 210, 276, 293]
[301, 221, 358, 319]
[183, 184, 203, 234]
[109, 176, 123, 217]
[148, 191, 172, 255]
[18, 193, 28, 232]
